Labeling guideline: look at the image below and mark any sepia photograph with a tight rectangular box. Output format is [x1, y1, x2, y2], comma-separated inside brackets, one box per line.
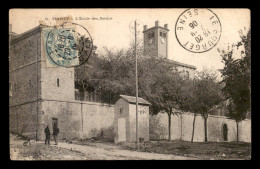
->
[9, 8, 251, 160]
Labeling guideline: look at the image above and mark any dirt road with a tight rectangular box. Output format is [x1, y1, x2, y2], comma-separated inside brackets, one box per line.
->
[10, 133, 196, 160]
[10, 134, 250, 160]
[53, 142, 197, 160]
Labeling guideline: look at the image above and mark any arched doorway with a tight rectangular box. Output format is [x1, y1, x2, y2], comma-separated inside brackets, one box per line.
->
[223, 124, 228, 141]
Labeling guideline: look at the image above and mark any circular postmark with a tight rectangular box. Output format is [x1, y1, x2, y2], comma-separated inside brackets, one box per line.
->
[175, 8, 222, 53]
[45, 22, 93, 67]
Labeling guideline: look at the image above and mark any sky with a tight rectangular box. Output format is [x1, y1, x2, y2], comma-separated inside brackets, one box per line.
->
[9, 9, 250, 79]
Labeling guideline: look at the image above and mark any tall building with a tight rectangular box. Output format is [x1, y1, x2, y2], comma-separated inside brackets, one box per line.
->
[143, 21, 196, 79]
[143, 21, 169, 59]
[9, 25, 80, 140]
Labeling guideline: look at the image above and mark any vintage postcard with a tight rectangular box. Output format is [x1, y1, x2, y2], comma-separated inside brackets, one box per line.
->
[9, 8, 251, 160]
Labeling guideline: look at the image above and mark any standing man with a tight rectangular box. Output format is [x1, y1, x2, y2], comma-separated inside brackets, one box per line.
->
[44, 125, 50, 145]
[53, 123, 59, 145]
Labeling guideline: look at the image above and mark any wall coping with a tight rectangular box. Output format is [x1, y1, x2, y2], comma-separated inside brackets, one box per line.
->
[183, 112, 251, 121]
[41, 98, 114, 107]
[10, 26, 42, 45]
[155, 111, 251, 122]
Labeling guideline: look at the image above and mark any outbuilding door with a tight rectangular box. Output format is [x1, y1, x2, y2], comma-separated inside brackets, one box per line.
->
[118, 118, 126, 142]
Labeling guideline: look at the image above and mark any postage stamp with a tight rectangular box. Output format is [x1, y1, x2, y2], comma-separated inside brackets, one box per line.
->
[175, 8, 222, 53]
[43, 22, 93, 67]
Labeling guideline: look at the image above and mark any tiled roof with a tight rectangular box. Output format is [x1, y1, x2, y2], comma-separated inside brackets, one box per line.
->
[10, 25, 51, 45]
[116, 95, 151, 105]
[142, 55, 196, 70]
[165, 59, 197, 70]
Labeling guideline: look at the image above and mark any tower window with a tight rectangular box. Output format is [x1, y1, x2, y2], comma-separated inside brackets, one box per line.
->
[57, 78, 59, 87]
[163, 33, 166, 38]
[148, 32, 154, 38]
[160, 32, 166, 37]
[151, 32, 154, 38]
[186, 71, 190, 79]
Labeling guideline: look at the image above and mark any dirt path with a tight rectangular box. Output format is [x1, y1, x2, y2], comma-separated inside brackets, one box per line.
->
[10, 133, 196, 160]
[53, 142, 197, 160]
[10, 133, 250, 160]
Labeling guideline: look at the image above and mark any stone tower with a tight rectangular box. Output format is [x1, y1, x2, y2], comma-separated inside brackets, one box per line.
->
[143, 21, 169, 59]
[9, 25, 75, 140]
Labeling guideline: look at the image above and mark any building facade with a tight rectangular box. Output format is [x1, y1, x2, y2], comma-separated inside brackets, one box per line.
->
[9, 25, 114, 141]
[9, 26, 42, 139]
[143, 21, 196, 79]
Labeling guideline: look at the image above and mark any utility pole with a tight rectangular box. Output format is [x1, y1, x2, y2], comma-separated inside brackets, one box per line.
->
[129, 20, 142, 149]
[134, 20, 139, 148]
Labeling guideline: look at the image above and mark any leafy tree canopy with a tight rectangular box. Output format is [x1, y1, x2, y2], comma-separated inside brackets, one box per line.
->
[219, 28, 251, 121]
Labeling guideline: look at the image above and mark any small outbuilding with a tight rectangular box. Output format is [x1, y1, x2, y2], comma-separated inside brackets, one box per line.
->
[113, 95, 150, 143]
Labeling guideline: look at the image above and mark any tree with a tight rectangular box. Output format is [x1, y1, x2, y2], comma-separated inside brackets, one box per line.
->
[144, 61, 190, 141]
[75, 39, 143, 104]
[74, 36, 98, 101]
[184, 68, 223, 142]
[219, 28, 251, 144]
[179, 79, 197, 143]
[93, 48, 136, 103]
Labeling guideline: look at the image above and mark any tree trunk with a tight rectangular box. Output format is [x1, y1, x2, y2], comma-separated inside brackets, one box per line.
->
[109, 91, 111, 105]
[191, 113, 196, 143]
[168, 112, 171, 141]
[82, 83, 86, 101]
[204, 116, 208, 142]
[236, 121, 239, 145]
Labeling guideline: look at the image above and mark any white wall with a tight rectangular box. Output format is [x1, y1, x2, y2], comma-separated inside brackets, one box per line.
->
[149, 112, 251, 143]
[239, 119, 251, 143]
[41, 100, 114, 140]
[129, 104, 150, 142]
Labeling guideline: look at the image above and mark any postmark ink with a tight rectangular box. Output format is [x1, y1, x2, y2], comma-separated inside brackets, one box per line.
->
[44, 22, 93, 67]
[175, 8, 222, 53]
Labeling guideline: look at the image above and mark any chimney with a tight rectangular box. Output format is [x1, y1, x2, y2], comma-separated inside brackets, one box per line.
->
[164, 24, 168, 29]
[155, 21, 159, 27]
[144, 25, 147, 31]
